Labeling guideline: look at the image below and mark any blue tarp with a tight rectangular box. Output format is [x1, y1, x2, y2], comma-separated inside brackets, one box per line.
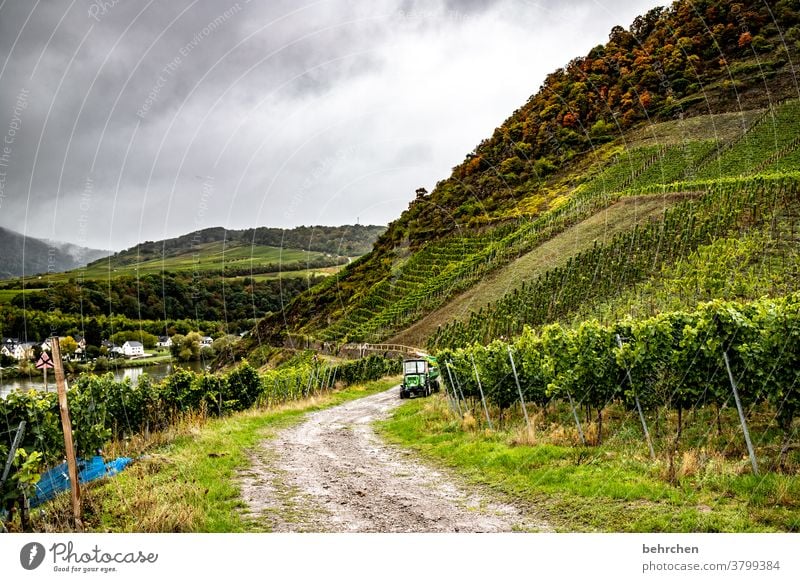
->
[30, 456, 133, 507]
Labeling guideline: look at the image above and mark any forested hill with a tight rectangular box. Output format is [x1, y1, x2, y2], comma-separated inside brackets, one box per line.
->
[0, 226, 109, 279]
[99, 224, 386, 268]
[246, 0, 800, 348]
[377, 0, 800, 248]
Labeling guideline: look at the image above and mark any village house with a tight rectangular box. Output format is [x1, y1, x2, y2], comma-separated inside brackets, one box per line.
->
[1, 338, 37, 361]
[15, 342, 37, 361]
[101, 340, 124, 357]
[1, 338, 18, 359]
[156, 336, 173, 348]
[122, 341, 145, 358]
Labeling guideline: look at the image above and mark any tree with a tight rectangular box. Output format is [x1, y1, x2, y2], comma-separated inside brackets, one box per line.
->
[415, 187, 428, 199]
[171, 332, 202, 362]
[59, 336, 79, 357]
[738, 31, 753, 47]
[109, 330, 157, 349]
[85, 318, 102, 348]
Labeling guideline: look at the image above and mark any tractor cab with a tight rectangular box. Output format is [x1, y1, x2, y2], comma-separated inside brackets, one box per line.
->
[399, 357, 440, 399]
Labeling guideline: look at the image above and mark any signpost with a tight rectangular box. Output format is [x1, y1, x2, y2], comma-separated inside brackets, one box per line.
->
[35, 351, 54, 392]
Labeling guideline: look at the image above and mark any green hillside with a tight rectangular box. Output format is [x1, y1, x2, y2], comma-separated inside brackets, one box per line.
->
[247, 0, 800, 352]
[0, 224, 384, 339]
[3, 224, 383, 287]
[32, 241, 332, 282]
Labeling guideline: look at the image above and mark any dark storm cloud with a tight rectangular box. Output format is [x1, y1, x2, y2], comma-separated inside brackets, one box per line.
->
[0, 0, 659, 250]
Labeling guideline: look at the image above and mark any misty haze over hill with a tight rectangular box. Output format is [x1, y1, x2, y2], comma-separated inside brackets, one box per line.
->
[0, 226, 109, 279]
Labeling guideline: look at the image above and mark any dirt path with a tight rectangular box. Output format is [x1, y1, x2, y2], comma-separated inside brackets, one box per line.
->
[239, 388, 551, 532]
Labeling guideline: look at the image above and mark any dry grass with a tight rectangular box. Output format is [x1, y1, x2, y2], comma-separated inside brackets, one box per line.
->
[544, 423, 584, 447]
[510, 425, 538, 446]
[583, 422, 600, 447]
[677, 449, 701, 479]
[461, 411, 477, 432]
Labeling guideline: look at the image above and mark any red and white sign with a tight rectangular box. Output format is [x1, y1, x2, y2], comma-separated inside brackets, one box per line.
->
[35, 352, 54, 370]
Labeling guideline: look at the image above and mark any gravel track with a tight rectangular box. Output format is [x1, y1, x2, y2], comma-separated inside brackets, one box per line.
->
[239, 387, 551, 532]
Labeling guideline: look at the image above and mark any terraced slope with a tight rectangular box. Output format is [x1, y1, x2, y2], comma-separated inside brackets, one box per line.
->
[281, 102, 799, 346]
[389, 194, 690, 347]
[696, 100, 800, 179]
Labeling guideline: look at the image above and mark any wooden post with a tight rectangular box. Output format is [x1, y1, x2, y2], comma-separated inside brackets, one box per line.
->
[469, 353, 493, 430]
[507, 345, 531, 430]
[723, 352, 759, 475]
[51, 338, 83, 530]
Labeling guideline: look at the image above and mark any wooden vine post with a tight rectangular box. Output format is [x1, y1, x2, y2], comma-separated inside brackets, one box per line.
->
[51, 337, 83, 530]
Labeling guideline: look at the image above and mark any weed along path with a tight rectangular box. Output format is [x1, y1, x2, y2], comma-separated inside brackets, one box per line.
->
[239, 387, 551, 532]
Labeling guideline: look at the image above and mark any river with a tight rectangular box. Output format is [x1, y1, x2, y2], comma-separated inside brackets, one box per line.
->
[0, 360, 207, 398]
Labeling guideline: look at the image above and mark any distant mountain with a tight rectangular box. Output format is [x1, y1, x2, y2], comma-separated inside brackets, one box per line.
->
[0, 226, 109, 279]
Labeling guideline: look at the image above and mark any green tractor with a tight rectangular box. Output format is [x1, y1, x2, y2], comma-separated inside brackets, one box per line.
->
[399, 356, 440, 399]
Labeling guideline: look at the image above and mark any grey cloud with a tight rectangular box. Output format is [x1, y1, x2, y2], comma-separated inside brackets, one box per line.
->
[0, 0, 660, 250]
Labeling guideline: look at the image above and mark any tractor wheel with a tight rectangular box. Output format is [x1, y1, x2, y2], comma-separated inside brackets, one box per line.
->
[431, 379, 440, 393]
[399, 389, 408, 399]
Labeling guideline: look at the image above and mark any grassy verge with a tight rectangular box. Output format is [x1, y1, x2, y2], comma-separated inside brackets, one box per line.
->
[32, 376, 398, 532]
[377, 396, 800, 533]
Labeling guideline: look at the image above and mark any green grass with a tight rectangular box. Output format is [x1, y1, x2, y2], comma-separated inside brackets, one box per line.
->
[230, 264, 345, 282]
[42, 242, 325, 281]
[32, 377, 398, 532]
[624, 109, 762, 146]
[0, 288, 30, 304]
[378, 396, 800, 532]
[6, 241, 340, 286]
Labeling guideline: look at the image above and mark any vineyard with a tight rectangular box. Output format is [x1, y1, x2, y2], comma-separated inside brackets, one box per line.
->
[696, 100, 800, 180]
[430, 174, 800, 349]
[285, 101, 800, 349]
[0, 355, 400, 521]
[434, 294, 800, 472]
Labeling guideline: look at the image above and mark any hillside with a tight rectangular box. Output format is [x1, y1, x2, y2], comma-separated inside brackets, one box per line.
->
[0, 223, 386, 338]
[103, 224, 385, 268]
[0, 226, 109, 280]
[247, 0, 800, 353]
[3, 224, 385, 286]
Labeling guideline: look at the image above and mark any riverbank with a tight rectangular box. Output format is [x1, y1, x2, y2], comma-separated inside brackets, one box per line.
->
[1, 359, 207, 397]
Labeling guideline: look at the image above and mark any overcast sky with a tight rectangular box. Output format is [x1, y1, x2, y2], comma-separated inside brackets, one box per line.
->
[0, 0, 660, 251]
